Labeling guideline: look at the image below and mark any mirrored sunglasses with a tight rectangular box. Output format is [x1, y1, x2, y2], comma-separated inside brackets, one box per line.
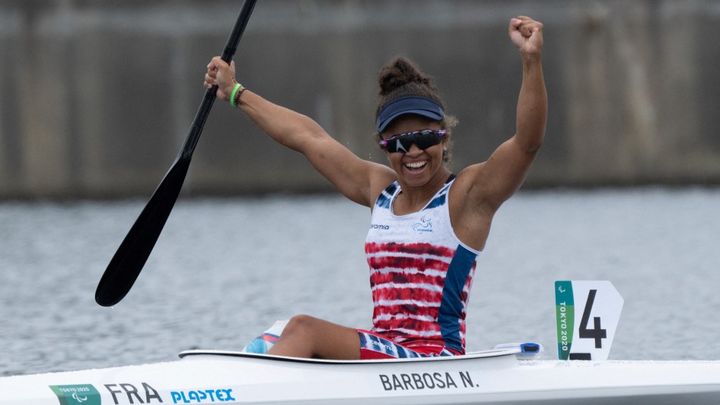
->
[378, 129, 447, 154]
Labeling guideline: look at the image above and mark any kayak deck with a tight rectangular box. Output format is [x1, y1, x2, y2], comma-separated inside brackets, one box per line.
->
[1, 348, 719, 404]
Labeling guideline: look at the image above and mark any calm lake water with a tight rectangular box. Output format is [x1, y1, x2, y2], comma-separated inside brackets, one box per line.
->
[1, 188, 719, 376]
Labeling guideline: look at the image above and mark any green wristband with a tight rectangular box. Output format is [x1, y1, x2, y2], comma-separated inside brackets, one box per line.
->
[229, 82, 245, 107]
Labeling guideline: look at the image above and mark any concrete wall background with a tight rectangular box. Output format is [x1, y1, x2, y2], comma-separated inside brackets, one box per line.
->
[1, 0, 719, 198]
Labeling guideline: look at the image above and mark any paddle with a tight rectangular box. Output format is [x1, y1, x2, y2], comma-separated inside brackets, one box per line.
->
[95, 0, 258, 307]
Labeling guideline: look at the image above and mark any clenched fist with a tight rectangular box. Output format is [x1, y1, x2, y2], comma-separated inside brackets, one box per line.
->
[509, 16, 544, 59]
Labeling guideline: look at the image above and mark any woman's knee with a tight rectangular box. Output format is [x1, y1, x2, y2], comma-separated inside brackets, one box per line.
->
[275, 315, 360, 359]
[282, 314, 318, 337]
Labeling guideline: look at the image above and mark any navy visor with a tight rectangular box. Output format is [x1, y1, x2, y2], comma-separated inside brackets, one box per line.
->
[375, 96, 444, 133]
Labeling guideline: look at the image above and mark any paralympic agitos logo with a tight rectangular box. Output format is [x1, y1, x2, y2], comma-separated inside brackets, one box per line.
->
[49, 385, 101, 405]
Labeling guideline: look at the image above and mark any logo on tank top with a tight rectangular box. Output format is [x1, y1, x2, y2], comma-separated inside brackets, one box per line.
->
[371, 223, 391, 230]
[412, 215, 433, 233]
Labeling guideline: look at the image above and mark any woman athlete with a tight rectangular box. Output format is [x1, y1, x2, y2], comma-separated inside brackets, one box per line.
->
[204, 16, 546, 360]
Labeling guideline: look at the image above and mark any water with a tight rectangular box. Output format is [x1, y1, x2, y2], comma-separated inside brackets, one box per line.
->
[1, 188, 719, 376]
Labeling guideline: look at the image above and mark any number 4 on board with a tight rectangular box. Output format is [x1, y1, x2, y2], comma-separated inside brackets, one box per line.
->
[554, 280, 623, 361]
[578, 289, 607, 349]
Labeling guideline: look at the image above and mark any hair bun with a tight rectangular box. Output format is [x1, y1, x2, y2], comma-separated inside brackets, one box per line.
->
[378, 56, 432, 96]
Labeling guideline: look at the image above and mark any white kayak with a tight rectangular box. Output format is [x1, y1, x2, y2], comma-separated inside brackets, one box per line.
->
[2, 346, 720, 405]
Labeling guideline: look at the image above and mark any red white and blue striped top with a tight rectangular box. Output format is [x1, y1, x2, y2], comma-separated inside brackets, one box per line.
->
[365, 177, 479, 354]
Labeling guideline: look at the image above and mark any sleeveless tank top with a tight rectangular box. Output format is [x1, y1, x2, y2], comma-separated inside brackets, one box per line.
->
[364, 177, 480, 353]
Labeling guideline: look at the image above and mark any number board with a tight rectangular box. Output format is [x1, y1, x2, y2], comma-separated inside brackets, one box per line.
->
[555, 280, 623, 361]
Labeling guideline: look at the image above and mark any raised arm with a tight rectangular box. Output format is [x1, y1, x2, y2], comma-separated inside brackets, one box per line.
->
[460, 16, 547, 212]
[204, 57, 394, 207]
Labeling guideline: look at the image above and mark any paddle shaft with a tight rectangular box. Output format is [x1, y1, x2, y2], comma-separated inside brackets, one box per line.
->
[184, 0, 257, 158]
[95, 0, 258, 307]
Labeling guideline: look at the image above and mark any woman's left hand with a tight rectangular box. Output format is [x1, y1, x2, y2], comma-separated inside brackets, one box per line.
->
[509, 16, 544, 58]
[204, 56, 238, 102]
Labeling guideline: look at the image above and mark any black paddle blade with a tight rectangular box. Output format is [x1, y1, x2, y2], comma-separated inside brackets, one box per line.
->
[95, 157, 191, 306]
